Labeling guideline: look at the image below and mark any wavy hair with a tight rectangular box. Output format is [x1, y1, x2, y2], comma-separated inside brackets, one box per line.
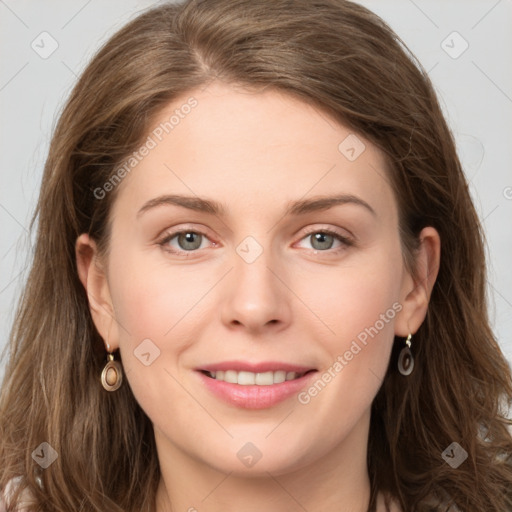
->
[1, 0, 511, 510]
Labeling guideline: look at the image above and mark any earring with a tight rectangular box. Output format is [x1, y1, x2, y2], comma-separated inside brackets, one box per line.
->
[398, 333, 414, 376]
[101, 351, 123, 391]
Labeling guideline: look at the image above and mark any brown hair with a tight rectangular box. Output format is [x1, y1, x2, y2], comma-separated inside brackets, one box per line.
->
[1, 0, 511, 510]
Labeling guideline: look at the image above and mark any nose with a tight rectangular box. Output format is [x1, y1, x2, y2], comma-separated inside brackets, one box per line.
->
[220, 241, 292, 335]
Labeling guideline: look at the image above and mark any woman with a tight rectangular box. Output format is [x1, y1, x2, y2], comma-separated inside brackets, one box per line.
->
[1, 0, 511, 510]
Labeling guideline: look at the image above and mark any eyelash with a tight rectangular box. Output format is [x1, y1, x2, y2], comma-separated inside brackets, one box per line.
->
[157, 227, 354, 257]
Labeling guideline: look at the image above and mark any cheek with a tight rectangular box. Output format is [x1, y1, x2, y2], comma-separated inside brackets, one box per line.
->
[292, 247, 403, 399]
[106, 249, 223, 401]
[108, 249, 212, 342]
[294, 251, 403, 346]
[290, 273, 400, 447]
[106, 252, 204, 420]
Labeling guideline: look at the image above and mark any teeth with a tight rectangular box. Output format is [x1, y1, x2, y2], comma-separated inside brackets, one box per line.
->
[224, 370, 237, 384]
[238, 371, 255, 385]
[207, 369, 306, 385]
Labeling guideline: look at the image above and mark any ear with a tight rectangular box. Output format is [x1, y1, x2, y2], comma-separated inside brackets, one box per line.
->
[75, 233, 119, 351]
[395, 226, 441, 337]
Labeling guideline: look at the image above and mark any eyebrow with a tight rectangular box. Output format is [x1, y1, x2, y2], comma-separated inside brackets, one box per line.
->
[136, 193, 376, 219]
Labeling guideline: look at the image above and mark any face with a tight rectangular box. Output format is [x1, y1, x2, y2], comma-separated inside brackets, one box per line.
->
[81, 81, 427, 477]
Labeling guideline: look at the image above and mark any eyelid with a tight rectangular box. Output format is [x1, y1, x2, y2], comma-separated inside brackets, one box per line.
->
[298, 225, 355, 242]
[157, 223, 215, 240]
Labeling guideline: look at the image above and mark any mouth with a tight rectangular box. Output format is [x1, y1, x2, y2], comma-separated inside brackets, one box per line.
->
[195, 361, 319, 409]
[199, 369, 316, 386]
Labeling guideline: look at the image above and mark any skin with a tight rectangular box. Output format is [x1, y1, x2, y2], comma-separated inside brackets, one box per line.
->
[76, 81, 440, 512]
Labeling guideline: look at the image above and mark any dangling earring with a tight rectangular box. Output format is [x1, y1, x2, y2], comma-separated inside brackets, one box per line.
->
[101, 349, 123, 391]
[398, 333, 414, 376]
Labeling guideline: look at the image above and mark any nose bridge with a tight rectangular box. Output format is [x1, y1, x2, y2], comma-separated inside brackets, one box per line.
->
[220, 232, 290, 331]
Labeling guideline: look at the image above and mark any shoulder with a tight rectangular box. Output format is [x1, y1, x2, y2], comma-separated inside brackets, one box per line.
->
[0, 477, 37, 512]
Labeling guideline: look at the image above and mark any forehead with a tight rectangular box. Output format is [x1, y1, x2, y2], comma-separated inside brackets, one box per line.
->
[111, 81, 396, 224]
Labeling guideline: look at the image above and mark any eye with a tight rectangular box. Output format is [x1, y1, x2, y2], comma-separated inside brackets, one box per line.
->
[158, 229, 215, 255]
[296, 228, 354, 253]
[157, 226, 353, 257]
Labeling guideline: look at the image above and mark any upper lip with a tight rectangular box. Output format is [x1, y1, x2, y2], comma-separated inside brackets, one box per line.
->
[197, 361, 316, 373]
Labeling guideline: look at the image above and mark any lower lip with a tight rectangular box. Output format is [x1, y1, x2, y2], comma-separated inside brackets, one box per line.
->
[197, 371, 318, 409]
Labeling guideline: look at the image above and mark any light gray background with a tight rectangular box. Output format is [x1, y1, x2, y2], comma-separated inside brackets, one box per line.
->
[1, 0, 511, 383]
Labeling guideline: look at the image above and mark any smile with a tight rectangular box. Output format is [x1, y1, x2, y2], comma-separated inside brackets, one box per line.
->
[201, 369, 314, 385]
[196, 362, 318, 409]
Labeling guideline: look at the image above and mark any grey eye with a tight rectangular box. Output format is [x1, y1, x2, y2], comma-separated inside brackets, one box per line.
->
[309, 232, 335, 250]
[176, 232, 203, 251]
